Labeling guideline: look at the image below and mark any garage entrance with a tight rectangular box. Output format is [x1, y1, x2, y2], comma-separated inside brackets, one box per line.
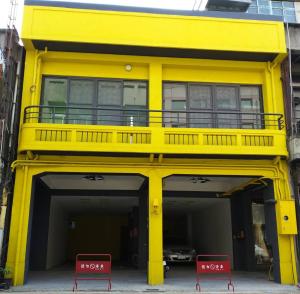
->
[163, 175, 279, 284]
[26, 173, 148, 288]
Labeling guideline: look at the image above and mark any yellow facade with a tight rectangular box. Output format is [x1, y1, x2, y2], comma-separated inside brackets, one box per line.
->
[6, 1, 298, 288]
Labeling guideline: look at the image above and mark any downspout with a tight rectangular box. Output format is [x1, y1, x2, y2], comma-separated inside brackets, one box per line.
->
[30, 48, 47, 105]
[285, 22, 294, 135]
[267, 61, 277, 115]
[285, 22, 300, 285]
[273, 156, 298, 284]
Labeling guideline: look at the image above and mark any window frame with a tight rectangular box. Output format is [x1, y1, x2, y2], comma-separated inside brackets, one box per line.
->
[41, 75, 149, 126]
[162, 81, 264, 129]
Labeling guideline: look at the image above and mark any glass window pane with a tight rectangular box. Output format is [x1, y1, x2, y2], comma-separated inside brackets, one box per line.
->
[42, 78, 68, 123]
[163, 83, 187, 128]
[250, 0, 258, 6]
[284, 9, 296, 15]
[258, 6, 271, 14]
[70, 80, 94, 104]
[217, 113, 239, 129]
[163, 83, 187, 109]
[248, 6, 258, 13]
[189, 85, 212, 109]
[284, 13, 296, 22]
[190, 112, 212, 128]
[40, 107, 67, 124]
[271, 1, 282, 8]
[98, 81, 122, 106]
[172, 100, 186, 111]
[283, 1, 294, 8]
[123, 81, 147, 108]
[240, 87, 261, 111]
[257, 0, 270, 6]
[97, 107, 122, 126]
[240, 86, 262, 129]
[43, 77, 67, 105]
[68, 106, 93, 125]
[215, 86, 237, 110]
[123, 109, 147, 126]
[272, 8, 283, 15]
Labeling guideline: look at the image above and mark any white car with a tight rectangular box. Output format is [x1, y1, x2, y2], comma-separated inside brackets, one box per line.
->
[164, 246, 196, 263]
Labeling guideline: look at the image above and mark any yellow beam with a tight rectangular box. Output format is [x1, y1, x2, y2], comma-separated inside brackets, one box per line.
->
[22, 5, 286, 54]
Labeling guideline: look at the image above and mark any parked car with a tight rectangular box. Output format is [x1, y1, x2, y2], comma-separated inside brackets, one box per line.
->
[163, 246, 196, 263]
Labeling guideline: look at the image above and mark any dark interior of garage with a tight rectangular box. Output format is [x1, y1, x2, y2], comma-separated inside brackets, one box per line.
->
[26, 173, 280, 285]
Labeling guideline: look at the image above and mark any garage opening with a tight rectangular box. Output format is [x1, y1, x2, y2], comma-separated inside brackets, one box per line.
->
[163, 175, 279, 285]
[26, 173, 148, 289]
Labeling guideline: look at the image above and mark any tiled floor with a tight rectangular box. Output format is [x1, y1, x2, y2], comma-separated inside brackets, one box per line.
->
[11, 265, 298, 293]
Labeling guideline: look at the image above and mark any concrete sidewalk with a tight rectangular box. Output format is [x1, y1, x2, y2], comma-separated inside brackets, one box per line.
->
[7, 267, 300, 293]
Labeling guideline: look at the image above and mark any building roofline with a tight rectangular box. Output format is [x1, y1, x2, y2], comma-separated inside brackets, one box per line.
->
[24, 0, 283, 22]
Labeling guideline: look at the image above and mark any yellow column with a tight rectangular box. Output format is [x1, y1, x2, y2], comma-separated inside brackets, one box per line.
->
[149, 62, 162, 127]
[6, 166, 33, 285]
[148, 169, 163, 285]
[274, 160, 298, 284]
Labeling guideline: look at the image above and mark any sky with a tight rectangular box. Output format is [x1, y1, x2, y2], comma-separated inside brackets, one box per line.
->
[0, 0, 206, 33]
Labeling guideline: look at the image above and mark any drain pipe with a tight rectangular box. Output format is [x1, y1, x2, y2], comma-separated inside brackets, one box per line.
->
[30, 47, 47, 105]
[285, 22, 300, 285]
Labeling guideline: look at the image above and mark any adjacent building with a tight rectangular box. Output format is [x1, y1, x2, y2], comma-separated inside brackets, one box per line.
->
[4, 0, 298, 287]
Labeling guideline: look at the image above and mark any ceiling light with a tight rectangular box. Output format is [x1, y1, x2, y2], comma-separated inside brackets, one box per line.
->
[190, 177, 210, 184]
[125, 64, 132, 71]
[82, 175, 104, 181]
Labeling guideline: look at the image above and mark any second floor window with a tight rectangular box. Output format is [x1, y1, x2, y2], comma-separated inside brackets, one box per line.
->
[163, 83, 263, 129]
[41, 77, 148, 126]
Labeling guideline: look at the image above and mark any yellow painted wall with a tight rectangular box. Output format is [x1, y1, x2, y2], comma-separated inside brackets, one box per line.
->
[17, 51, 288, 157]
[5, 157, 298, 286]
[20, 51, 285, 125]
[9, 2, 295, 288]
[22, 5, 286, 54]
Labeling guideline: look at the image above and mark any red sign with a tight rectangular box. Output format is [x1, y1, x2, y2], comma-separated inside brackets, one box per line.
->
[76, 261, 111, 274]
[197, 260, 230, 274]
[195, 255, 234, 292]
[73, 254, 112, 291]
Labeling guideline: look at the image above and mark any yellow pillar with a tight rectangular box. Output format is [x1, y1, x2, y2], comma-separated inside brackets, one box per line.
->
[149, 62, 162, 127]
[148, 169, 163, 285]
[6, 166, 33, 285]
[274, 161, 298, 284]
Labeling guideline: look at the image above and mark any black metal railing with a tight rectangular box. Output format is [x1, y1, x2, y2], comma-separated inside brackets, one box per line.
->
[24, 105, 285, 130]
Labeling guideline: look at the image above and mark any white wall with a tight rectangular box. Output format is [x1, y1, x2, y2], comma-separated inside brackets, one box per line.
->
[46, 199, 68, 269]
[192, 199, 233, 265]
[295, 2, 300, 24]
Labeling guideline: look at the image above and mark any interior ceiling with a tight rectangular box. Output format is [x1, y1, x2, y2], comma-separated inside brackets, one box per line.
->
[52, 195, 228, 214]
[41, 174, 255, 193]
[41, 174, 145, 190]
[163, 176, 254, 192]
[52, 196, 138, 214]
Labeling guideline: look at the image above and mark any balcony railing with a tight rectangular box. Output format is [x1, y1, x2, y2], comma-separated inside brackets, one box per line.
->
[19, 105, 287, 157]
[24, 105, 285, 130]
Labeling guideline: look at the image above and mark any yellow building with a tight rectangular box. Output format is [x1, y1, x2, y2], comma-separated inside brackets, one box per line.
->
[6, 0, 298, 287]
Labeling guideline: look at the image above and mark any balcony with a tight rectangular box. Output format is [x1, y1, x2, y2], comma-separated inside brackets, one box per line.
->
[19, 105, 287, 157]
